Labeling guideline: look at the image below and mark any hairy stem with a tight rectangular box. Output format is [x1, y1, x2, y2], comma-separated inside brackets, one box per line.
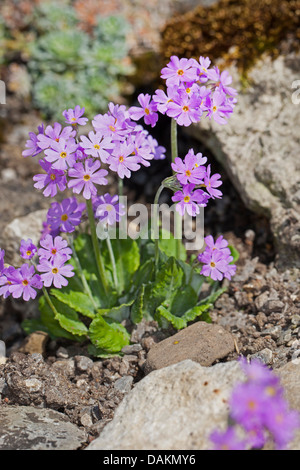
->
[106, 234, 120, 295]
[67, 235, 98, 310]
[86, 198, 109, 295]
[154, 183, 165, 268]
[171, 119, 182, 260]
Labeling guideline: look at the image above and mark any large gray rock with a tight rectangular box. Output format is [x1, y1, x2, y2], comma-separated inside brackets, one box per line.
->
[144, 321, 236, 374]
[2, 209, 47, 266]
[276, 361, 300, 450]
[86, 360, 244, 450]
[188, 53, 300, 268]
[0, 405, 86, 450]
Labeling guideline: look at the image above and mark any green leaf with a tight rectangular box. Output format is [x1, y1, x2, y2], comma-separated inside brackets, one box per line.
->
[228, 245, 240, 264]
[50, 288, 97, 319]
[131, 259, 155, 291]
[21, 318, 53, 338]
[100, 301, 134, 323]
[182, 304, 212, 324]
[154, 305, 187, 330]
[131, 284, 145, 324]
[88, 315, 130, 354]
[102, 238, 140, 293]
[152, 257, 184, 302]
[39, 295, 86, 341]
[152, 228, 187, 262]
[198, 286, 227, 306]
[73, 233, 112, 307]
[168, 285, 198, 317]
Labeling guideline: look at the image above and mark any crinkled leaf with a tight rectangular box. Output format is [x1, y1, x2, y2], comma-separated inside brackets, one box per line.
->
[199, 286, 227, 306]
[130, 284, 145, 324]
[131, 259, 155, 292]
[154, 305, 187, 330]
[167, 285, 198, 317]
[182, 304, 212, 324]
[99, 301, 134, 323]
[50, 288, 97, 319]
[152, 257, 184, 303]
[88, 315, 130, 354]
[39, 295, 86, 341]
[157, 229, 187, 262]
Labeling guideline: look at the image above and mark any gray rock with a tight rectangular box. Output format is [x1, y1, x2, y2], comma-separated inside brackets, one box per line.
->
[188, 53, 300, 268]
[249, 348, 273, 365]
[276, 362, 300, 450]
[86, 360, 245, 450]
[144, 321, 236, 374]
[0, 405, 86, 450]
[114, 376, 134, 394]
[2, 209, 47, 266]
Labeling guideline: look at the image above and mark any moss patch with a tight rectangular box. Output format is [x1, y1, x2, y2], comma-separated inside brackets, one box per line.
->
[160, 0, 300, 77]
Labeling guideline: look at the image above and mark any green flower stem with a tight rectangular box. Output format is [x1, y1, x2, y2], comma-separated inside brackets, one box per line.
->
[106, 234, 120, 295]
[118, 178, 123, 199]
[171, 118, 182, 260]
[67, 235, 98, 311]
[154, 182, 165, 268]
[86, 198, 109, 295]
[42, 286, 59, 318]
[171, 118, 178, 162]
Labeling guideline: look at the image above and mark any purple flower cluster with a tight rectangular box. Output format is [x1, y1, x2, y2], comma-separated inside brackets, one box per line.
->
[24, 104, 166, 204]
[93, 193, 126, 226]
[197, 235, 236, 281]
[129, 56, 237, 129]
[0, 233, 75, 302]
[0, 246, 42, 301]
[36, 235, 74, 289]
[210, 359, 300, 450]
[170, 149, 223, 218]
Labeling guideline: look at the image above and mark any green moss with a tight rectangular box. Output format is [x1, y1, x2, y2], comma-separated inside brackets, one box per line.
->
[160, 0, 300, 78]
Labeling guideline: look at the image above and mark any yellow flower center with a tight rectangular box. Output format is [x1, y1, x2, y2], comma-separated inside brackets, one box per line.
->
[248, 400, 257, 411]
[210, 261, 216, 268]
[109, 125, 116, 132]
[94, 144, 100, 150]
[119, 156, 124, 162]
[61, 214, 68, 221]
[83, 174, 91, 181]
[183, 196, 190, 203]
[144, 108, 150, 115]
[213, 106, 217, 113]
[182, 105, 189, 112]
[106, 204, 113, 212]
[51, 249, 57, 255]
[50, 174, 56, 181]
[185, 170, 191, 177]
[52, 268, 58, 274]
[26, 250, 32, 257]
[265, 386, 276, 397]
[60, 151, 67, 159]
[177, 69, 184, 76]
[186, 88, 191, 94]
[22, 279, 29, 286]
